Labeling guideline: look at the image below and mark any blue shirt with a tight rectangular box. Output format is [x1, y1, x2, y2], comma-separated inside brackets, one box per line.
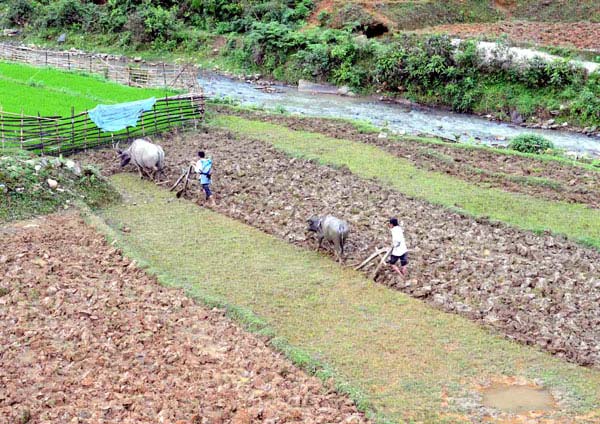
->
[195, 158, 212, 185]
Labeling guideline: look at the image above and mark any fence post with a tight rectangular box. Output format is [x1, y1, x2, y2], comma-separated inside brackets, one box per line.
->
[83, 110, 88, 151]
[20, 109, 24, 151]
[165, 96, 171, 127]
[153, 104, 158, 134]
[179, 99, 185, 129]
[38, 112, 44, 155]
[70, 106, 75, 149]
[0, 110, 4, 152]
[55, 117, 61, 154]
[45, 50, 48, 66]
[68, 52, 71, 70]
[191, 95, 198, 130]
[162, 63, 167, 88]
[141, 113, 145, 136]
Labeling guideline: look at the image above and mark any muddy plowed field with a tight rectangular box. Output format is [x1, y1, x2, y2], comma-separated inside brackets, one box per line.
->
[219, 108, 600, 209]
[419, 21, 600, 52]
[0, 213, 368, 423]
[79, 124, 600, 369]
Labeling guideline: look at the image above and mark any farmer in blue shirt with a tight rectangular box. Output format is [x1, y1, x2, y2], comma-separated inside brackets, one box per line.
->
[193, 151, 215, 206]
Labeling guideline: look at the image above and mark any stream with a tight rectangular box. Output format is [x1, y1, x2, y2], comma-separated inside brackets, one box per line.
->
[198, 72, 600, 158]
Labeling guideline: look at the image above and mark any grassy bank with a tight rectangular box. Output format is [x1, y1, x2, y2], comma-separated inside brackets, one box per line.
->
[0, 149, 118, 222]
[98, 174, 600, 423]
[0, 62, 174, 115]
[210, 115, 600, 248]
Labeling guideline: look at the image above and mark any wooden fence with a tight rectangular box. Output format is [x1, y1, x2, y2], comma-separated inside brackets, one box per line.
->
[0, 94, 205, 155]
[0, 42, 200, 91]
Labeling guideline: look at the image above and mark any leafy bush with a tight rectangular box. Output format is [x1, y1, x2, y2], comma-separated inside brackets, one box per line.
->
[141, 4, 183, 47]
[2, 0, 38, 26]
[519, 57, 586, 89]
[509, 134, 555, 154]
[571, 88, 600, 124]
[37, 0, 99, 30]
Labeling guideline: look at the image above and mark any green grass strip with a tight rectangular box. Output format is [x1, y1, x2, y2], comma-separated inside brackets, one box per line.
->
[100, 174, 600, 423]
[210, 115, 600, 249]
[0, 61, 175, 115]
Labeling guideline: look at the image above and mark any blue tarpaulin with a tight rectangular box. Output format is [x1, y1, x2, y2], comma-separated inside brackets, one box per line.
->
[88, 97, 157, 132]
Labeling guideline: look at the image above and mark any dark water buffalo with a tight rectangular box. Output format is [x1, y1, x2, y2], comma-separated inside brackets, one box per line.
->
[307, 215, 350, 262]
[116, 138, 165, 181]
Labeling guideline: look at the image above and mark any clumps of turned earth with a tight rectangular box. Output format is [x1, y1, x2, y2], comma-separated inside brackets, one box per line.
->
[80, 127, 600, 369]
[216, 107, 600, 209]
[0, 213, 368, 424]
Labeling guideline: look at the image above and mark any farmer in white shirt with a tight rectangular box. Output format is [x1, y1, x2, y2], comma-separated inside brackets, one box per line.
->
[387, 217, 408, 276]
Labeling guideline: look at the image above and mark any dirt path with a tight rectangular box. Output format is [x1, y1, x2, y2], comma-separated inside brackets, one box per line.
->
[78, 126, 600, 369]
[418, 21, 600, 52]
[217, 107, 600, 209]
[0, 213, 368, 423]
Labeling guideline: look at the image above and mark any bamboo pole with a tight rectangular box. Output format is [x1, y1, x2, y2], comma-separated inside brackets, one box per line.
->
[179, 101, 185, 129]
[83, 111, 88, 151]
[70, 106, 75, 149]
[55, 115, 61, 154]
[37, 112, 44, 154]
[153, 104, 158, 133]
[165, 96, 172, 126]
[20, 109, 24, 150]
[0, 110, 4, 152]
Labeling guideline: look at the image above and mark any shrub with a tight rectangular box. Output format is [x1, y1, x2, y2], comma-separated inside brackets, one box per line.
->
[571, 88, 600, 124]
[141, 5, 183, 44]
[520, 57, 585, 89]
[509, 134, 555, 154]
[2, 0, 37, 27]
[317, 10, 331, 27]
[37, 0, 98, 30]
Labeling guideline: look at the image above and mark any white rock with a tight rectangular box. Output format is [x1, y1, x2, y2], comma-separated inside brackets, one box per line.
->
[47, 178, 58, 189]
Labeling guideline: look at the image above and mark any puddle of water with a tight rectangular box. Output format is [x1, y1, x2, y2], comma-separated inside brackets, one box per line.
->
[481, 384, 556, 413]
[198, 72, 600, 158]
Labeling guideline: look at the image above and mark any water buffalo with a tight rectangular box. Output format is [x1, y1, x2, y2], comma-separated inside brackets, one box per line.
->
[307, 215, 350, 262]
[116, 138, 165, 181]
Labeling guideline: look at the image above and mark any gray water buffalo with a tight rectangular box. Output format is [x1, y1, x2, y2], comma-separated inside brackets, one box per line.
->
[307, 215, 350, 262]
[116, 138, 165, 181]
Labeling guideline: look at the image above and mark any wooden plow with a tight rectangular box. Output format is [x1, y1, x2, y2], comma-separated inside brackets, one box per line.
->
[354, 247, 393, 280]
[170, 165, 194, 198]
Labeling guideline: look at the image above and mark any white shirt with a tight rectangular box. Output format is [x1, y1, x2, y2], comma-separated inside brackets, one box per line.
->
[391, 226, 407, 256]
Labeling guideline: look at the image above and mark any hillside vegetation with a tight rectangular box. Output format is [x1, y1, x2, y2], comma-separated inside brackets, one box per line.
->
[3, 1, 600, 126]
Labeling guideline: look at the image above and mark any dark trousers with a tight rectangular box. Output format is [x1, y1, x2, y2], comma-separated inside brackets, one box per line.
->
[202, 183, 212, 199]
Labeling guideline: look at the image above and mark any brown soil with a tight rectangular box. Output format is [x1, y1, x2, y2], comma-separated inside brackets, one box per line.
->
[217, 107, 600, 209]
[0, 213, 369, 424]
[77, 125, 600, 368]
[418, 21, 600, 52]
